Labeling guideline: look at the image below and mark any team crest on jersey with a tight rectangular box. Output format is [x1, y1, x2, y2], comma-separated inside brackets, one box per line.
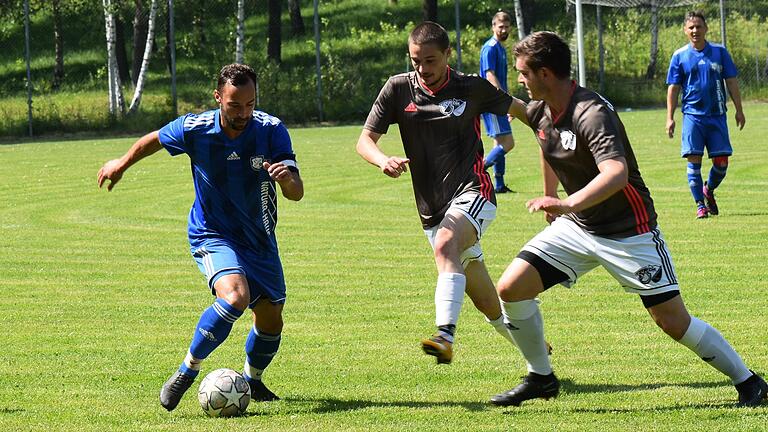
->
[250, 156, 264, 171]
[635, 265, 663, 285]
[558, 129, 576, 151]
[438, 98, 467, 117]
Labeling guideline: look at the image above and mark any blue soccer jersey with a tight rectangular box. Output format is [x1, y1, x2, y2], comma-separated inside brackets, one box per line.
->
[158, 109, 298, 253]
[666, 42, 738, 116]
[479, 37, 508, 92]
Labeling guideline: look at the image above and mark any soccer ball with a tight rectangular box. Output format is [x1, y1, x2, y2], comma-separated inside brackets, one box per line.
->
[197, 368, 251, 417]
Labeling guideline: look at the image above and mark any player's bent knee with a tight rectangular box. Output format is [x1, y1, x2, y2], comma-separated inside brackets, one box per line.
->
[712, 156, 729, 167]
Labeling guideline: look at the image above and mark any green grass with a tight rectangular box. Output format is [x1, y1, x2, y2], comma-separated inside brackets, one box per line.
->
[1, 104, 768, 431]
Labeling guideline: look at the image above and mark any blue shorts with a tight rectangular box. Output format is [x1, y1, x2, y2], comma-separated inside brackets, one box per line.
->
[681, 114, 732, 158]
[192, 238, 286, 306]
[481, 112, 512, 138]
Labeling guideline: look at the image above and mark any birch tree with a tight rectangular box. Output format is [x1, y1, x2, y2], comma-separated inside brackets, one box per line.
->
[52, 0, 64, 89]
[513, 0, 526, 40]
[235, 0, 245, 63]
[128, 0, 157, 113]
[103, 0, 125, 116]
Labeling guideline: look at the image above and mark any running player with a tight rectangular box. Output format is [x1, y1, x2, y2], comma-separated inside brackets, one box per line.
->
[666, 10, 745, 218]
[356, 21, 538, 366]
[97, 63, 303, 411]
[490, 31, 766, 408]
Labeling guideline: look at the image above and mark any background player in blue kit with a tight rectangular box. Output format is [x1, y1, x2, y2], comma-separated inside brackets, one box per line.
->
[480, 11, 516, 194]
[97, 63, 304, 411]
[666, 10, 745, 219]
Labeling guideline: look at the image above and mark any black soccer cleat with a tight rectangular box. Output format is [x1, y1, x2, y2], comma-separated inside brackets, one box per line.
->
[159, 370, 196, 411]
[702, 182, 719, 215]
[495, 185, 515, 194]
[491, 372, 560, 407]
[247, 377, 280, 401]
[735, 371, 768, 407]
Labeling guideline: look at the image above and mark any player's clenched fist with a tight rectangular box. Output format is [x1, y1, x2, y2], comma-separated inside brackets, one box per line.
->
[380, 156, 410, 178]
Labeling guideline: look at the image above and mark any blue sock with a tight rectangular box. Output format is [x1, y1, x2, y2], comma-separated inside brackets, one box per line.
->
[243, 326, 282, 382]
[484, 145, 506, 170]
[186, 299, 243, 367]
[687, 162, 704, 203]
[707, 163, 728, 190]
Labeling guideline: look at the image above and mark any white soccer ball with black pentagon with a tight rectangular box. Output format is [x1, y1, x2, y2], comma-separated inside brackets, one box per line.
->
[197, 368, 250, 417]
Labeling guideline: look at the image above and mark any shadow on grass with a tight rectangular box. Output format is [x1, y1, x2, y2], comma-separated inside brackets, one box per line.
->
[558, 377, 731, 395]
[237, 397, 490, 417]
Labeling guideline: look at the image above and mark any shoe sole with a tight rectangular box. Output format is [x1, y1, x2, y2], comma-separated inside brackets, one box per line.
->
[490, 389, 559, 407]
[421, 340, 452, 364]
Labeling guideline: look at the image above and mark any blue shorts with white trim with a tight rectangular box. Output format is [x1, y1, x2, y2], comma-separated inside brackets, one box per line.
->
[192, 237, 286, 306]
[481, 112, 512, 138]
[681, 114, 732, 158]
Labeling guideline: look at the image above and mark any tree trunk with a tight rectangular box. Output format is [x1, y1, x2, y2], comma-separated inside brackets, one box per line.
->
[115, 15, 132, 85]
[521, 0, 534, 35]
[235, 0, 245, 63]
[513, 0, 526, 40]
[132, 0, 148, 86]
[52, 0, 64, 89]
[128, 0, 157, 114]
[422, 0, 437, 22]
[288, 0, 305, 36]
[103, 0, 125, 116]
[645, 4, 659, 80]
[267, 0, 282, 63]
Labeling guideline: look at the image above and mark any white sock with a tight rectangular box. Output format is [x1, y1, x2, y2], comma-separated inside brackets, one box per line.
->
[486, 314, 517, 347]
[678, 317, 752, 384]
[183, 351, 203, 371]
[434, 272, 466, 328]
[502, 299, 552, 375]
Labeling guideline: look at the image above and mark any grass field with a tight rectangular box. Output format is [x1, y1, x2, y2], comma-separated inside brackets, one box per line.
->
[1, 104, 767, 431]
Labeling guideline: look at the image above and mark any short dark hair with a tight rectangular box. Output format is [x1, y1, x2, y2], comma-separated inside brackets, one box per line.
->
[408, 21, 450, 51]
[217, 63, 257, 92]
[684, 10, 707, 25]
[492, 11, 512, 25]
[514, 31, 571, 79]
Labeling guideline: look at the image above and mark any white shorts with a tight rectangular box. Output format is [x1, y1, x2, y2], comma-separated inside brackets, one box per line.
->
[424, 191, 497, 268]
[521, 217, 679, 296]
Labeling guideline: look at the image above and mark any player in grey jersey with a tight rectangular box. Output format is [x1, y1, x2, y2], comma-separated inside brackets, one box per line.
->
[356, 21, 551, 367]
[489, 30, 766, 408]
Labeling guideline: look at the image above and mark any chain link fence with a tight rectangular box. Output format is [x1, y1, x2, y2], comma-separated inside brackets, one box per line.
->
[562, 0, 768, 105]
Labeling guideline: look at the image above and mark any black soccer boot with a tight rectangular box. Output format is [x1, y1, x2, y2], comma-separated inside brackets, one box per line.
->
[736, 371, 768, 407]
[159, 370, 196, 411]
[246, 377, 280, 401]
[491, 372, 560, 407]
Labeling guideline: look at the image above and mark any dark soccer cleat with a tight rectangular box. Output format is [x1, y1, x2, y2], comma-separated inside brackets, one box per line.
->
[495, 185, 515, 194]
[421, 334, 453, 364]
[159, 370, 196, 411]
[735, 371, 768, 407]
[247, 377, 280, 401]
[702, 182, 719, 215]
[491, 372, 560, 407]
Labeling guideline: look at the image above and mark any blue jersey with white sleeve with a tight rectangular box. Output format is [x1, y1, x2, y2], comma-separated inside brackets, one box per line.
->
[666, 41, 738, 116]
[158, 109, 298, 254]
[479, 37, 508, 92]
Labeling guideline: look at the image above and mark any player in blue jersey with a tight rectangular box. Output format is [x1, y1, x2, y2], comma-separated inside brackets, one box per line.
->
[97, 63, 304, 411]
[666, 10, 745, 219]
[480, 11, 516, 194]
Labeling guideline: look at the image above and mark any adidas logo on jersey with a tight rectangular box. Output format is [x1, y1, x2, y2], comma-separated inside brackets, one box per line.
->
[227, 151, 241, 161]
